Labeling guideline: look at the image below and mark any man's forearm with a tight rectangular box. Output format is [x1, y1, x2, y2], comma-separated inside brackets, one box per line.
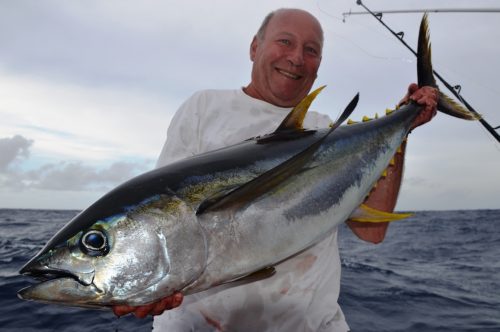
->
[346, 139, 407, 244]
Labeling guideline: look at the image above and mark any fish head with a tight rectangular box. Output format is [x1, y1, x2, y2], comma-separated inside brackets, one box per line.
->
[18, 194, 207, 307]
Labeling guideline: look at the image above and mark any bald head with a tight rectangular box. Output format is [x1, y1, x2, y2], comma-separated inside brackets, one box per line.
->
[256, 9, 324, 47]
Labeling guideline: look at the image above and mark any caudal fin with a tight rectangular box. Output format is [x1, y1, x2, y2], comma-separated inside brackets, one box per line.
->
[417, 14, 479, 121]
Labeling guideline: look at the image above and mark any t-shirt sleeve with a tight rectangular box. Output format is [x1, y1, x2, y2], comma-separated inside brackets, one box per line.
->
[155, 91, 205, 168]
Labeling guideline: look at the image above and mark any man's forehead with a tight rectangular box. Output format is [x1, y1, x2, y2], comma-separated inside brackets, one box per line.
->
[266, 10, 323, 44]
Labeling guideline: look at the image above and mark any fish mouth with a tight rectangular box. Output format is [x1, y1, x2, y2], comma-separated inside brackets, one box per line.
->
[20, 265, 88, 285]
[18, 260, 102, 306]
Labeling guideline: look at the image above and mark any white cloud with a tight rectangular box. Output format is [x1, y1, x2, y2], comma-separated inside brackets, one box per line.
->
[0, 71, 177, 162]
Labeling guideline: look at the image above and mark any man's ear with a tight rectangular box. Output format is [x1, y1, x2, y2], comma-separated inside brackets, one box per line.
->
[250, 36, 258, 61]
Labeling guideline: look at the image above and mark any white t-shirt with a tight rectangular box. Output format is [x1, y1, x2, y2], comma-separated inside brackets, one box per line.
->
[153, 89, 349, 332]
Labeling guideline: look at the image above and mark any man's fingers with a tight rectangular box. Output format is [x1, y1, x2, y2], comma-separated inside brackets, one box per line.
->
[133, 303, 156, 319]
[408, 83, 419, 94]
[172, 292, 184, 308]
[111, 292, 184, 318]
[112, 305, 134, 317]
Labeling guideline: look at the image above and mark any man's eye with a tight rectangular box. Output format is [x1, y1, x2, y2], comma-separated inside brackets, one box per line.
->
[306, 47, 318, 56]
[278, 39, 291, 45]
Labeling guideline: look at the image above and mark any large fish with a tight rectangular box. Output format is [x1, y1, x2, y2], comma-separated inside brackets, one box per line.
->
[18, 15, 477, 308]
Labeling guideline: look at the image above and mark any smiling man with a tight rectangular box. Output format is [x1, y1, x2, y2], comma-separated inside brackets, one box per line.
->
[244, 9, 323, 107]
[113, 8, 437, 331]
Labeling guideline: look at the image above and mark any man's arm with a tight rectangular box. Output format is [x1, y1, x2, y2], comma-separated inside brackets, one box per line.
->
[346, 84, 438, 244]
[347, 139, 406, 244]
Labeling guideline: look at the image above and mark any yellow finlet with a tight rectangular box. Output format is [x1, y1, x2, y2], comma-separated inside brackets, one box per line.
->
[348, 204, 413, 223]
[347, 119, 358, 125]
[381, 169, 388, 177]
[389, 157, 396, 166]
[385, 108, 394, 115]
[362, 115, 372, 122]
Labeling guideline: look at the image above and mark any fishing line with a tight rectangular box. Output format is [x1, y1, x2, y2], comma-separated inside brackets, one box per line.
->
[316, 0, 414, 62]
[350, 0, 500, 144]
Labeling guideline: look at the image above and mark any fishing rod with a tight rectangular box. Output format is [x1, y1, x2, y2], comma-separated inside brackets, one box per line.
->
[353, 0, 500, 144]
[343, 8, 500, 20]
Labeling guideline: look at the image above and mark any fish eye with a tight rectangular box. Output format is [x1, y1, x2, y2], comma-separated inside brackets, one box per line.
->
[80, 229, 109, 256]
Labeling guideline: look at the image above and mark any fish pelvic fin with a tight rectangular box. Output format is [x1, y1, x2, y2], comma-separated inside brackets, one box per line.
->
[276, 86, 326, 131]
[196, 93, 359, 215]
[225, 267, 276, 287]
[348, 204, 413, 223]
[417, 14, 479, 121]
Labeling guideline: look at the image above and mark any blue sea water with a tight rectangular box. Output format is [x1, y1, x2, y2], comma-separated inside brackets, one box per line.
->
[1, 208, 499, 331]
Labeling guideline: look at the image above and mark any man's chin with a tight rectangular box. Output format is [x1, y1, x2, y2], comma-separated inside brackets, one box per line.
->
[271, 88, 309, 107]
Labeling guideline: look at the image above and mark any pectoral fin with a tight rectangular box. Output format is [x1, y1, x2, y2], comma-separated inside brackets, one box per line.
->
[196, 93, 359, 215]
[348, 204, 413, 223]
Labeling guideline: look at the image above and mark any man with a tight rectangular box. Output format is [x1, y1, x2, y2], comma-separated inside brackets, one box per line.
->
[113, 8, 437, 331]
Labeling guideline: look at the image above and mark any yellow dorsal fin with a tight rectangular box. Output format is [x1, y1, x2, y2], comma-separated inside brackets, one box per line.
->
[275, 86, 326, 131]
[348, 204, 413, 223]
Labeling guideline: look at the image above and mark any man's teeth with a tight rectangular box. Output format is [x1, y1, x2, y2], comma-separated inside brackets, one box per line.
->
[278, 69, 300, 80]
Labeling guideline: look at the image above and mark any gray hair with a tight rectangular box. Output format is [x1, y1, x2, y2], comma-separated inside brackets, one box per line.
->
[256, 11, 276, 40]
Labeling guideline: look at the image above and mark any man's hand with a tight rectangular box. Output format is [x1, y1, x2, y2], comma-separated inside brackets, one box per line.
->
[112, 292, 183, 318]
[399, 83, 438, 130]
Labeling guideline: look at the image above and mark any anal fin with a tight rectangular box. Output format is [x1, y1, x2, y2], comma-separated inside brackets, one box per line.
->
[348, 204, 413, 223]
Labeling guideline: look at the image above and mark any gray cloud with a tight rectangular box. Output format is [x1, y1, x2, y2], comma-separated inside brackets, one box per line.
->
[0, 135, 150, 191]
[0, 135, 33, 171]
[31, 161, 148, 191]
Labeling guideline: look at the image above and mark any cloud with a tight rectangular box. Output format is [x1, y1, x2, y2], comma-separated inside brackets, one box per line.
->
[0, 135, 34, 171]
[0, 135, 150, 192]
[31, 161, 148, 191]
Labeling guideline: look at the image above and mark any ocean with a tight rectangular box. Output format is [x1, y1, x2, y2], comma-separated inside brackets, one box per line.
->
[1, 208, 499, 331]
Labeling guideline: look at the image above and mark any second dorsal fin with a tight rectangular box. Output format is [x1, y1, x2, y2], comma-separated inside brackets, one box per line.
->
[275, 86, 326, 132]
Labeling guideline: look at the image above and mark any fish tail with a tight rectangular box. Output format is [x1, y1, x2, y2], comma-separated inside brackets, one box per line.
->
[417, 13, 436, 88]
[437, 91, 481, 120]
[417, 14, 479, 121]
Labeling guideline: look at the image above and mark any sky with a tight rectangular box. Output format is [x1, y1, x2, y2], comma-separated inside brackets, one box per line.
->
[1, 0, 499, 211]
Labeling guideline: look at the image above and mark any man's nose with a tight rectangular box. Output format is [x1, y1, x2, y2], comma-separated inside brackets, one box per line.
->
[287, 48, 304, 67]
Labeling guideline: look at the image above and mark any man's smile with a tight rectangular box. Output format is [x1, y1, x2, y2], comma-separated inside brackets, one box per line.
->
[276, 68, 302, 80]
